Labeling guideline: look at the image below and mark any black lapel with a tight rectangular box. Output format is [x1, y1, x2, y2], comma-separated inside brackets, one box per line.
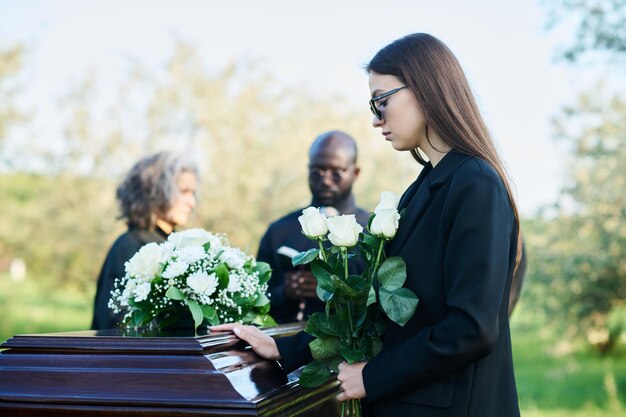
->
[388, 151, 473, 255]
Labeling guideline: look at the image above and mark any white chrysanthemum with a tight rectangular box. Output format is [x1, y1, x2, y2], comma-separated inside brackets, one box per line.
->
[220, 248, 246, 270]
[227, 274, 241, 292]
[133, 282, 151, 302]
[168, 228, 213, 248]
[176, 246, 206, 265]
[162, 260, 189, 279]
[187, 271, 218, 296]
[125, 242, 164, 281]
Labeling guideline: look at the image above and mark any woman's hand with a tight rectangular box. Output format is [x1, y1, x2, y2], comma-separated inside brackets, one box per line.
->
[210, 324, 281, 361]
[336, 361, 367, 401]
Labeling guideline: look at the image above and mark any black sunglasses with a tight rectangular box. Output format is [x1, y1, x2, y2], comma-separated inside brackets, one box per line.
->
[369, 86, 408, 120]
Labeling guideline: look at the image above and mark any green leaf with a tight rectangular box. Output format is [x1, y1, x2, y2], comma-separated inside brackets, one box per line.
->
[367, 286, 377, 306]
[306, 313, 346, 338]
[379, 287, 418, 326]
[316, 285, 333, 302]
[255, 293, 270, 307]
[299, 361, 330, 387]
[250, 313, 277, 327]
[362, 232, 380, 251]
[326, 355, 343, 373]
[165, 286, 185, 301]
[309, 337, 340, 361]
[346, 275, 367, 294]
[201, 304, 218, 324]
[131, 309, 148, 327]
[311, 261, 334, 292]
[292, 248, 320, 266]
[186, 299, 204, 329]
[359, 335, 383, 360]
[215, 263, 230, 288]
[378, 257, 407, 290]
[255, 262, 272, 284]
[339, 344, 364, 364]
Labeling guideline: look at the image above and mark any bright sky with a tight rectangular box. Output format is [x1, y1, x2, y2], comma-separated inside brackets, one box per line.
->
[0, 0, 600, 216]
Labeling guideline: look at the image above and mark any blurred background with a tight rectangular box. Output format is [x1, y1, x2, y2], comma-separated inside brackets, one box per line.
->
[0, 1, 624, 416]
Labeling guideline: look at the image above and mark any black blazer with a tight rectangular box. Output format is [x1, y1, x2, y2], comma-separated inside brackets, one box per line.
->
[362, 151, 520, 417]
[91, 227, 168, 330]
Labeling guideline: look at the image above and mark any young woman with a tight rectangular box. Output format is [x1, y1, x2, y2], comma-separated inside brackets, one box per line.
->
[91, 151, 198, 330]
[213, 33, 521, 417]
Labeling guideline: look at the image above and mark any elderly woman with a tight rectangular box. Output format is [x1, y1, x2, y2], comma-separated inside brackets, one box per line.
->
[91, 151, 198, 330]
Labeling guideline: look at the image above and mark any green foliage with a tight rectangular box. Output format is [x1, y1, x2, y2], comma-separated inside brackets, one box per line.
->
[296, 224, 418, 389]
[528, 92, 626, 353]
[0, 44, 28, 146]
[544, 0, 626, 64]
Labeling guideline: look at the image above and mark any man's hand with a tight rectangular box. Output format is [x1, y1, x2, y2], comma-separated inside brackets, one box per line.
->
[210, 324, 281, 361]
[284, 270, 318, 299]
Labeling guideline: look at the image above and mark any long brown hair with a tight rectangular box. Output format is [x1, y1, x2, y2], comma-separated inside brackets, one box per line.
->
[367, 33, 522, 268]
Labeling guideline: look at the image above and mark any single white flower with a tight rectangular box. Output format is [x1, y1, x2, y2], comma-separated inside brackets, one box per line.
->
[133, 282, 151, 302]
[162, 260, 189, 279]
[370, 209, 401, 239]
[168, 228, 213, 248]
[175, 246, 206, 265]
[220, 247, 247, 270]
[187, 271, 218, 296]
[125, 242, 164, 281]
[298, 207, 328, 238]
[374, 191, 401, 215]
[227, 274, 241, 292]
[327, 214, 363, 247]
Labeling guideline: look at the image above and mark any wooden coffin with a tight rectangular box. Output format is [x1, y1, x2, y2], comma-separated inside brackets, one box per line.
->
[0, 323, 339, 416]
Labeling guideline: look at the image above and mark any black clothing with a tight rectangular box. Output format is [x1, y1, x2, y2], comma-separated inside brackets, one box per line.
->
[257, 206, 369, 324]
[277, 152, 520, 416]
[91, 227, 168, 330]
[362, 151, 520, 416]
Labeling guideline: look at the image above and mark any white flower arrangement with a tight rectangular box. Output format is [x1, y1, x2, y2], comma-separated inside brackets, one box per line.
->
[109, 228, 276, 331]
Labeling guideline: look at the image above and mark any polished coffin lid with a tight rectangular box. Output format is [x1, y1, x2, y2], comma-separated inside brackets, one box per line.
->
[0, 323, 339, 416]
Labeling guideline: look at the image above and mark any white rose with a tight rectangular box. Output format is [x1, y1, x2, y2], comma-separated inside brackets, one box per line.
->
[162, 260, 189, 279]
[168, 228, 213, 248]
[327, 214, 363, 247]
[370, 209, 400, 239]
[125, 242, 164, 281]
[374, 191, 401, 215]
[133, 282, 152, 302]
[298, 207, 328, 238]
[187, 271, 218, 296]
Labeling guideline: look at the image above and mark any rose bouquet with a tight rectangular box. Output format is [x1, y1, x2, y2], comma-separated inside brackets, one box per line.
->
[108, 228, 276, 331]
[293, 192, 419, 417]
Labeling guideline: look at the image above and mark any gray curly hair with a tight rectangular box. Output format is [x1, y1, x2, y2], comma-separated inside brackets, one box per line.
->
[116, 151, 198, 229]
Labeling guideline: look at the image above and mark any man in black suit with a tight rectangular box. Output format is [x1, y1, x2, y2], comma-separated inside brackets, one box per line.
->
[257, 130, 369, 324]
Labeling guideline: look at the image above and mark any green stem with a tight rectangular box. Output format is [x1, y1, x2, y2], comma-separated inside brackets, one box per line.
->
[341, 247, 348, 280]
[318, 240, 327, 262]
[341, 247, 355, 337]
[372, 239, 385, 280]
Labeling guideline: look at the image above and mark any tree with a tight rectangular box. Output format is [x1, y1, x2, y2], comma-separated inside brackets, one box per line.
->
[545, 0, 626, 63]
[0, 44, 28, 151]
[530, 0, 626, 353]
[529, 91, 626, 352]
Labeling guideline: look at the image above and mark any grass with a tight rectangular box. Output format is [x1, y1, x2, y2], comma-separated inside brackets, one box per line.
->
[0, 273, 92, 343]
[1, 273, 625, 416]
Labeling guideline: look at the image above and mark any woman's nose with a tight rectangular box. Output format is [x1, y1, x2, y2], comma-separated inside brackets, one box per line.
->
[372, 115, 383, 128]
